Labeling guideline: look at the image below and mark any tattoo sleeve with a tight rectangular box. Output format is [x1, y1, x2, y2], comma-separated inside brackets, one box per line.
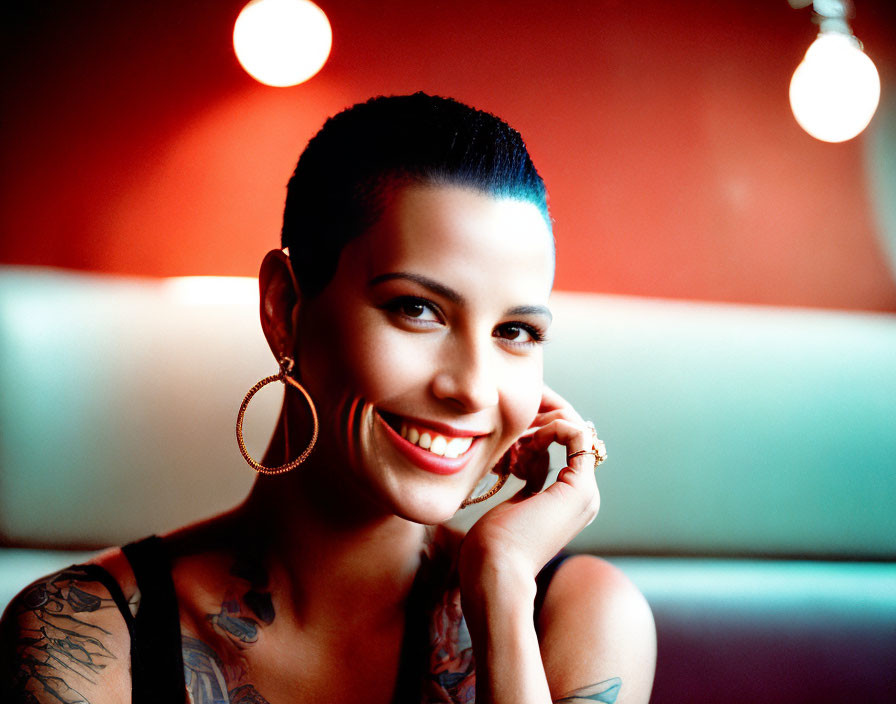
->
[555, 677, 623, 703]
[3, 567, 124, 704]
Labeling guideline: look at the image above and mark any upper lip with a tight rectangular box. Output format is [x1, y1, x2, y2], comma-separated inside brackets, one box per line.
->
[377, 410, 490, 439]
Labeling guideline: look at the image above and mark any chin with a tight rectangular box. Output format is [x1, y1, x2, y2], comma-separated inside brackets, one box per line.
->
[382, 485, 467, 526]
[354, 402, 488, 523]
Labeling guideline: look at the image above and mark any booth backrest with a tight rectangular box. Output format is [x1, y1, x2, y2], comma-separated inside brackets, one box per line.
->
[2, 266, 895, 559]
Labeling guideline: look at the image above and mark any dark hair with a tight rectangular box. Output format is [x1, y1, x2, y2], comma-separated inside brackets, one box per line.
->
[281, 92, 550, 297]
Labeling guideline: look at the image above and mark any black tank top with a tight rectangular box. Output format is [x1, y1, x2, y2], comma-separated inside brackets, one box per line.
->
[110, 536, 572, 702]
[121, 536, 185, 703]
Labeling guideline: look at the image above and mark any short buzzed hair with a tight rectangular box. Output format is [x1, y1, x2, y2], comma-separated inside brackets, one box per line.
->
[281, 92, 550, 297]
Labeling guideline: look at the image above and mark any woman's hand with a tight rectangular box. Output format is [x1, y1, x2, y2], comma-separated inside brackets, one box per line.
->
[459, 385, 602, 587]
[455, 386, 607, 704]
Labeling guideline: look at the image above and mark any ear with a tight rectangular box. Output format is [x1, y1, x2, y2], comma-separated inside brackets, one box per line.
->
[258, 249, 301, 362]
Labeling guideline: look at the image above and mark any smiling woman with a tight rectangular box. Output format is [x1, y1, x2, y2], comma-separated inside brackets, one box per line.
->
[0, 93, 656, 704]
[289, 184, 555, 526]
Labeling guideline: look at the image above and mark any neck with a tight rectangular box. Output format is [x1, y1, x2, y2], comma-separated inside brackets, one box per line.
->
[237, 409, 430, 629]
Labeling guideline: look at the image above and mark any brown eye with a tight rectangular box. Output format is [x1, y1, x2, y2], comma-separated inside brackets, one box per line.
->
[401, 301, 426, 318]
[494, 324, 537, 343]
[383, 296, 442, 324]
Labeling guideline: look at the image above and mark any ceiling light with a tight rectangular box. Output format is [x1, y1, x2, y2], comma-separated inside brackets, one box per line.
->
[233, 0, 332, 88]
[789, 0, 880, 143]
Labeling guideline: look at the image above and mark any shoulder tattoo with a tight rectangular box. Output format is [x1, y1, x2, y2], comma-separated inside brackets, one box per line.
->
[3, 567, 124, 704]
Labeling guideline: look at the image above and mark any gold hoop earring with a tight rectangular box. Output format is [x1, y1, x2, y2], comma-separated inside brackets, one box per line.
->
[459, 470, 510, 508]
[236, 356, 318, 475]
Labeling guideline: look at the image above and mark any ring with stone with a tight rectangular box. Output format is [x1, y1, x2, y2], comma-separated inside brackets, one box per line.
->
[567, 421, 607, 468]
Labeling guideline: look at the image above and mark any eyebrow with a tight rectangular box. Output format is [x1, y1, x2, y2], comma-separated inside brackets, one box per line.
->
[369, 272, 463, 304]
[367, 272, 552, 322]
[505, 304, 553, 322]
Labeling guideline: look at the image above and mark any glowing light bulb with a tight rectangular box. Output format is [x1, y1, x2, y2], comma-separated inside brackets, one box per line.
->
[233, 0, 332, 87]
[789, 32, 880, 143]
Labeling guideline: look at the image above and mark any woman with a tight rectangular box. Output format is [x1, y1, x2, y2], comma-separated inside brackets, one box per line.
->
[1, 93, 656, 703]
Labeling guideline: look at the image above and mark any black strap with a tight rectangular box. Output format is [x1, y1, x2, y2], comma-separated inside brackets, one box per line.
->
[0, 563, 140, 703]
[390, 554, 432, 704]
[121, 536, 185, 703]
[74, 563, 138, 671]
[534, 551, 573, 629]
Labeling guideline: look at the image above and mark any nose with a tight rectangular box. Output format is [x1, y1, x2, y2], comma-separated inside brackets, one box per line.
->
[431, 334, 499, 412]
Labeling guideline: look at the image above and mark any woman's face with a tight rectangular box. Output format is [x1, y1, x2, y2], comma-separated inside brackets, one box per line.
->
[296, 184, 554, 524]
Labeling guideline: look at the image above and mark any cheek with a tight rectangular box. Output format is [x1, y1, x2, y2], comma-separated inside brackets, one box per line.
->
[303, 307, 427, 406]
[342, 338, 424, 401]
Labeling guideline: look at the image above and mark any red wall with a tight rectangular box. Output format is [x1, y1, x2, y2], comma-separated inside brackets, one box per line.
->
[2, 0, 895, 311]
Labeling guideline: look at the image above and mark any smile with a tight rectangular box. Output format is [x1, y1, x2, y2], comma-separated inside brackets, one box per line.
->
[374, 411, 485, 475]
[399, 423, 473, 458]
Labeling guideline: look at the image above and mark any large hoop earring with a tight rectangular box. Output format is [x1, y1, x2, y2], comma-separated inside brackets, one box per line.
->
[236, 356, 318, 475]
[459, 470, 510, 508]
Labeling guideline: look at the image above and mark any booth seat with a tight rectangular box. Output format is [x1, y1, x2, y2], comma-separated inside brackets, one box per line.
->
[1, 266, 894, 703]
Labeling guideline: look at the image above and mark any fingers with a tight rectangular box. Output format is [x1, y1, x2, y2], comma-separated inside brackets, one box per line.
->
[551, 464, 601, 526]
[508, 386, 601, 520]
[512, 387, 599, 493]
[505, 445, 601, 548]
[474, 393, 601, 562]
[510, 438, 551, 494]
[536, 384, 583, 421]
[528, 408, 568, 429]
[538, 383, 568, 413]
[525, 418, 595, 472]
[533, 387, 590, 465]
[508, 418, 598, 538]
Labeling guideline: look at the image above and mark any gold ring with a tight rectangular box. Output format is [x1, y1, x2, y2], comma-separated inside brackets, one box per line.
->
[567, 422, 607, 468]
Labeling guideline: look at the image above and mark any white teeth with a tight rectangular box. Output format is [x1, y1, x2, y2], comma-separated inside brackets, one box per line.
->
[445, 436, 473, 458]
[396, 420, 475, 457]
[429, 435, 448, 456]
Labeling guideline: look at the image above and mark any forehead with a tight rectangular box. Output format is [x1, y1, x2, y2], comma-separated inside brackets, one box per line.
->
[347, 184, 555, 300]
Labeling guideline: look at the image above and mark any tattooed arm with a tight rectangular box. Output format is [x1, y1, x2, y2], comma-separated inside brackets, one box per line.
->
[538, 557, 656, 704]
[458, 388, 655, 704]
[553, 678, 623, 703]
[0, 566, 134, 704]
[459, 555, 655, 704]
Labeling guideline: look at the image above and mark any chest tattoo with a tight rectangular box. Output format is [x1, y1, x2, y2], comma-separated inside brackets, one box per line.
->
[183, 556, 275, 704]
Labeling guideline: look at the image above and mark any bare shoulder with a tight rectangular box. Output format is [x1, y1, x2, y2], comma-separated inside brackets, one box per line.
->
[536, 555, 657, 704]
[0, 550, 136, 704]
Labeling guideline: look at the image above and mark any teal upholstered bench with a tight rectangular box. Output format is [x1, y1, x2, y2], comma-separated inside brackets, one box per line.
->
[2, 266, 895, 702]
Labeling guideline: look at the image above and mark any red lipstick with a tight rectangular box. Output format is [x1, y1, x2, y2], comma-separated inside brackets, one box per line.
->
[375, 412, 478, 476]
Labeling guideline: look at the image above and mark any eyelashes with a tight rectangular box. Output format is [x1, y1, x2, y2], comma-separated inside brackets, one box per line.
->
[382, 295, 443, 324]
[493, 322, 548, 346]
[380, 295, 548, 348]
